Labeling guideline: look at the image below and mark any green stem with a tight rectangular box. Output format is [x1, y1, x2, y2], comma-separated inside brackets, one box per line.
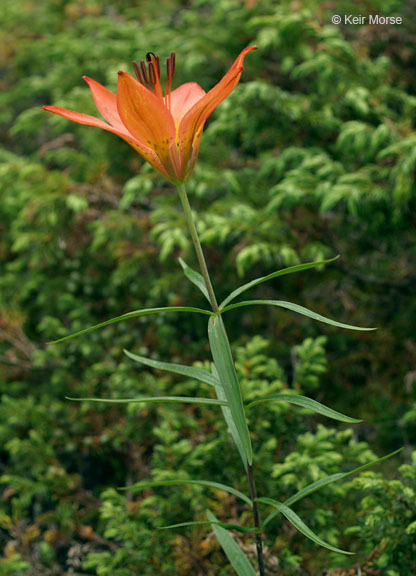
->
[177, 182, 219, 314]
[248, 464, 265, 576]
[176, 182, 266, 576]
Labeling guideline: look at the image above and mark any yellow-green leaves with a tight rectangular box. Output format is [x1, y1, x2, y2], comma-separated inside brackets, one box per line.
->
[212, 364, 249, 469]
[159, 520, 258, 534]
[66, 396, 227, 406]
[179, 258, 210, 302]
[121, 478, 251, 505]
[246, 394, 361, 423]
[50, 306, 213, 344]
[208, 315, 252, 467]
[221, 300, 376, 331]
[220, 256, 340, 309]
[263, 449, 403, 526]
[124, 349, 219, 387]
[257, 497, 354, 555]
[207, 510, 258, 576]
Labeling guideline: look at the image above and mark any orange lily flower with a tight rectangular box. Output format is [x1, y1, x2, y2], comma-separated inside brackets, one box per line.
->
[43, 47, 257, 184]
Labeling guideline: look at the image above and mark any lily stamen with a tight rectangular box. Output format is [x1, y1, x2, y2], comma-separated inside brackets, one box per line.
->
[165, 52, 176, 111]
[165, 57, 171, 110]
[132, 61, 147, 88]
[139, 60, 151, 89]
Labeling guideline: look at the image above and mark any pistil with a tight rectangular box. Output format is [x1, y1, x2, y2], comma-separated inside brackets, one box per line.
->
[146, 52, 163, 99]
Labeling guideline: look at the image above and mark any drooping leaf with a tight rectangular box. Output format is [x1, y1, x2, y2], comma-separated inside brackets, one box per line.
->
[159, 520, 258, 534]
[51, 306, 213, 344]
[263, 448, 403, 526]
[220, 256, 340, 309]
[257, 498, 353, 555]
[66, 396, 227, 406]
[208, 315, 252, 466]
[246, 394, 361, 423]
[124, 349, 219, 387]
[221, 300, 376, 331]
[120, 478, 251, 505]
[207, 510, 258, 576]
[179, 258, 210, 302]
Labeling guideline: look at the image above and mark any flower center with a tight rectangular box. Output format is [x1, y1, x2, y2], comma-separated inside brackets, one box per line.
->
[132, 52, 176, 111]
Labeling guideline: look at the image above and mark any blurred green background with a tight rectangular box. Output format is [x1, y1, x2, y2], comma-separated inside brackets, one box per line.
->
[1, 0, 415, 574]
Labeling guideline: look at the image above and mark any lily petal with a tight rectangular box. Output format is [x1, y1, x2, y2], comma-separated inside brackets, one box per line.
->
[184, 123, 204, 180]
[43, 106, 123, 132]
[83, 76, 126, 131]
[177, 46, 257, 179]
[116, 71, 177, 179]
[42, 106, 170, 179]
[170, 82, 206, 127]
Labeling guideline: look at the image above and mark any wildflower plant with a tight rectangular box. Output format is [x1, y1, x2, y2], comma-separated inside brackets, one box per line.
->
[44, 47, 400, 575]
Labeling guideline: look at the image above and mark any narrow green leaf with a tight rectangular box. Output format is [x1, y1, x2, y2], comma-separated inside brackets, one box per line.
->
[263, 448, 403, 526]
[220, 256, 340, 309]
[159, 520, 258, 534]
[208, 315, 252, 466]
[179, 258, 210, 302]
[207, 511, 258, 576]
[50, 306, 213, 344]
[221, 300, 376, 331]
[246, 394, 361, 423]
[120, 478, 252, 506]
[124, 349, 220, 387]
[257, 498, 353, 555]
[284, 448, 403, 507]
[66, 396, 227, 406]
[212, 365, 248, 471]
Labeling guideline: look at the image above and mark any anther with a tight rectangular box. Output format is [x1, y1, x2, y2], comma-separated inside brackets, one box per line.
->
[132, 61, 145, 85]
[140, 60, 150, 88]
[166, 57, 170, 82]
[170, 52, 176, 76]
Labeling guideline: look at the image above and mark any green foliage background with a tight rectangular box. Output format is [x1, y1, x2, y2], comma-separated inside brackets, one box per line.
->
[0, 0, 415, 574]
